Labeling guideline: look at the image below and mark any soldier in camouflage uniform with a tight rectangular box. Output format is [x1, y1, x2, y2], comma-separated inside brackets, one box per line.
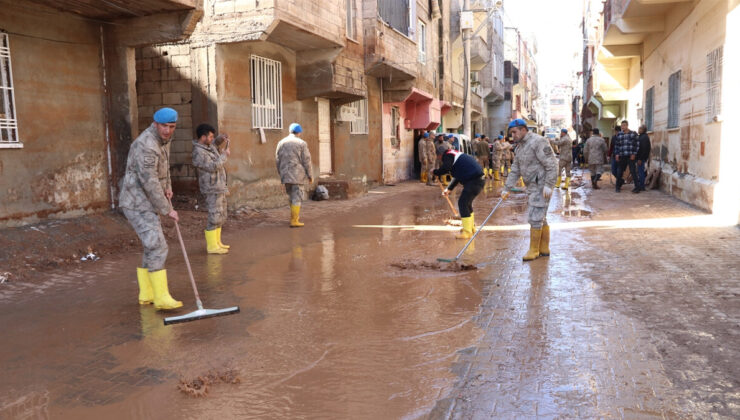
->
[500, 138, 513, 176]
[550, 128, 574, 189]
[501, 119, 558, 262]
[119, 107, 182, 311]
[492, 135, 503, 181]
[192, 123, 231, 254]
[276, 123, 313, 227]
[423, 133, 437, 186]
[417, 132, 431, 184]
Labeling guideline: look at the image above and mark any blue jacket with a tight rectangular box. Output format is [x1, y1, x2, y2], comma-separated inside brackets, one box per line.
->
[434, 150, 483, 190]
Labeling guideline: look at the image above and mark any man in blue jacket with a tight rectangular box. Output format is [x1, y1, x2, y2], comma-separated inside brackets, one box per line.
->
[434, 148, 485, 239]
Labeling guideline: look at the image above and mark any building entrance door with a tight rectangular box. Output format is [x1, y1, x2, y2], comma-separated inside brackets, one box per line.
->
[318, 98, 332, 176]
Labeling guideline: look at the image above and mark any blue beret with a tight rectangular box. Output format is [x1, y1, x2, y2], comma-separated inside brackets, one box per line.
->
[508, 118, 527, 129]
[289, 123, 302, 134]
[153, 107, 178, 124]
[561, 128, 568, 133]
[423, 132, 429, 138]
[498, 135, 503, 139]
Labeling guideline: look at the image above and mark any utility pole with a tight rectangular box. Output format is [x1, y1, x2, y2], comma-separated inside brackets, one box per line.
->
[462, 0, 472, 140]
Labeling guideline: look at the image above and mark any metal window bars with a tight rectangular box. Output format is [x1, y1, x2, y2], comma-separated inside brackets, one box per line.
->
[0, 33, 20, 147]
[250, 55, 283, 129]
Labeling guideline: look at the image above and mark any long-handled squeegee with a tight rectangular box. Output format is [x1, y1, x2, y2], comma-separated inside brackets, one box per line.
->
[437, 197, 504, 263]
[164, 208, 239, 326]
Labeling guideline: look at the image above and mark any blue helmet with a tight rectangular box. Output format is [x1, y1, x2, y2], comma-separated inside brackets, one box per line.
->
[508, 118, 527, 129]
[153, 107, 178, 124]
[289, 123, 302, 134]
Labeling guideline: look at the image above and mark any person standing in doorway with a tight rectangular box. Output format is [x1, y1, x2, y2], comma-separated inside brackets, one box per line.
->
[276, 123, 313, 227]
[192, 123, 231, 254]
[417, 132, 430, 183]
[635, 125, 652, 193]
[614, 120, 639, 193]
[584, 128, 608, 189]
[501, 119, 558, 261]
[119, 107, 182, 311]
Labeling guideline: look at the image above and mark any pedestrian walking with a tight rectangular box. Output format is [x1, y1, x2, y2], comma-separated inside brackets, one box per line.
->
[492, 135, 504, 181]
[501, 119, 558, 261]
[635, 125, 652, 193]
[192, 123, 230, 254]
[434, 149, 485, 240]
[119, 107, 182, 310]
[276, 123, 313, 227]
[614, 120, 639, 193]
[550, 128, 573, 190]
[583, 128, 608, 189]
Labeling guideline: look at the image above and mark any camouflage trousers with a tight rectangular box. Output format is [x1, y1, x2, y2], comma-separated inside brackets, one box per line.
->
[205, 193, 227, 230]
[421, 161, 435, 184]
[528, 205, 548, 229]
[558, 159, 572, 178]
[492, 156, 501, 172]
[588, 164, 603, 176]
[285, 183, 305, 206]
[477, 157, 490, 171]
[122, 209, 168, 271]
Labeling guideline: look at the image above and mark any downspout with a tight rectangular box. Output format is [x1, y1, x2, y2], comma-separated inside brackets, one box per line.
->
[100, 25, 115, 210]
[380, 78, 385, 185]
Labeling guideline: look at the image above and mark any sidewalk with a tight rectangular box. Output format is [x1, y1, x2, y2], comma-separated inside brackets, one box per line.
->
[432, 170, 740, 419]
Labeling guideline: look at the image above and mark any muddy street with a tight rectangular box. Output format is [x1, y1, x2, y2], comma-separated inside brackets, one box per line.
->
[1, 178, 739, 419]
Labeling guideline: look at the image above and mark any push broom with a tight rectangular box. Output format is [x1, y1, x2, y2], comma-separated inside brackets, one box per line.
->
[437, 197, 505, 263]
[164, 201, 240, 326]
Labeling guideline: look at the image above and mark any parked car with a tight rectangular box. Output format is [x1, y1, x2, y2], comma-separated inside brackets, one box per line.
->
[447, 133, 472, 154]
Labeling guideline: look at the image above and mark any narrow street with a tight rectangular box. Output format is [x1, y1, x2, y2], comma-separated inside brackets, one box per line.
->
[1, 171, 738, 419]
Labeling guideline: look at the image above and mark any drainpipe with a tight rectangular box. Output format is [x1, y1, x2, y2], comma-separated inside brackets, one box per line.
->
[100, 25, 115, 210]
[380, 78, 385, 185]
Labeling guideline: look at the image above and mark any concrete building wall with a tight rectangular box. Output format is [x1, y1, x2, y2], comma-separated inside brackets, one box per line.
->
[642, 0, 726, 211]
[0, 1, 108, 227]
[382, 102, 415, 183]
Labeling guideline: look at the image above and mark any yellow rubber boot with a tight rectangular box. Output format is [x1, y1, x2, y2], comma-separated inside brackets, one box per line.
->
[290, 205, 304, 227]
[471, 212, 476, 233]
[420, 172, 427, 183]
[562, 177, 570, 190]
[494, 170, 501, 181]
[205, 229, 228, 254]
[216, 227, 230, 249]
[149, 269, 183, 311]
[523, 227, 543, 261]
[555, 176, 561, 189]
[455, 216, 474, 239]
[539, 224, 550, 257]
[137, 267, 153, 305]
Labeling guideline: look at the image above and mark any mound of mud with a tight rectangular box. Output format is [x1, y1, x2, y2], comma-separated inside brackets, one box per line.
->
[391, 260, 477, 272]
[178, 368, 241, 398]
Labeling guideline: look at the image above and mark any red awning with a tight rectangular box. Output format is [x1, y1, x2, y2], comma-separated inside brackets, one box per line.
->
[403, 88, 443, 130]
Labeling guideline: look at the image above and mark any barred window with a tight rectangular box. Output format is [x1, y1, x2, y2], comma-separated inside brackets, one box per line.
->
[0, 33, 20, 148]
[706, 46, 723, 123]
[250, 55, 283, 129]
[390, 106, 400, 148]
[349, 98, 368, 134]
[645, 86, 654, 131]
[379, 0, 410, 36]
[668, 70, 681, 129]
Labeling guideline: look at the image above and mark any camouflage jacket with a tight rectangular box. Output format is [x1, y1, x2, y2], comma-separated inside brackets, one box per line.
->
[584, 135, 608, 165]
[500, 141, 512, 160]
[421, 139, 436, 163]
[276, 134, 313, 184]
[477, 139, 491, 158]
[551, 134, 573, 163]
[118, 123, 172, 215]
[505, 132, 558, 207]
[192, 140, 228, 195]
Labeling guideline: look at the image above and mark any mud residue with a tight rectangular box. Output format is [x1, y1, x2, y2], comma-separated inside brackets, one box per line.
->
[178, 368, 241, 398]
[391, 260, 477, 272]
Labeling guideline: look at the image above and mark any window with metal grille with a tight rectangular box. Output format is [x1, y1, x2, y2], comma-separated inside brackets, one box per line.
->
[349, 98, 368, 134]
[418, 20, 427, 63]
[645, 86, 654, 131]
[706, 46, 723, 123]
[250, 55, 283, 129]
[0, 33, 20, 148]
[346, 0, 357, 40]
[668, 70, 681, 129]
[379, 0, 410, 36]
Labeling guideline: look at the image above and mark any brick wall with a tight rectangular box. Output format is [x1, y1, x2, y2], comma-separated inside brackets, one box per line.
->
[135, 43, 197, 185]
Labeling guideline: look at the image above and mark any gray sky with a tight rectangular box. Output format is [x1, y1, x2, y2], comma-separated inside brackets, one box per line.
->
[503, 0, 584, 88]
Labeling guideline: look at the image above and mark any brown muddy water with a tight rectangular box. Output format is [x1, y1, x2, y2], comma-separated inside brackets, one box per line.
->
[0, 182, 537, 419]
